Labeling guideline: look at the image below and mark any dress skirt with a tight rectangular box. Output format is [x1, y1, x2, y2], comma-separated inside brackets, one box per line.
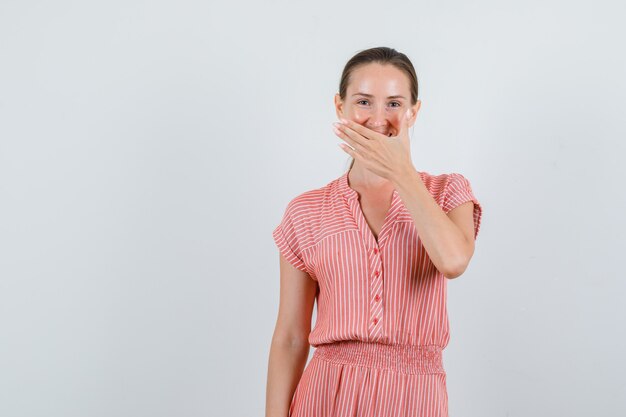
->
[288, 340, 448, 417]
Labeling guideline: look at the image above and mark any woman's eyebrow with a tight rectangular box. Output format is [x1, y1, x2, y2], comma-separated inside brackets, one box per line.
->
[352, 92, 407, 99]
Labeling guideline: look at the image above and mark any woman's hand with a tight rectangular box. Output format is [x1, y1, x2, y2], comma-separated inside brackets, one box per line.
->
[333, 109, 415, 182]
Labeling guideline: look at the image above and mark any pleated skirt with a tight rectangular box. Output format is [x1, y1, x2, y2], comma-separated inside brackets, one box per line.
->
[288, 340, 448, 417]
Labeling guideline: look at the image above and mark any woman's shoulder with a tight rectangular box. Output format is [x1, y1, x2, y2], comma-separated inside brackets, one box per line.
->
[416, 171, 477, 212]
[283, 173, 344, 209]
[416, 170, 444, 190]
[418, 170, 472, 191]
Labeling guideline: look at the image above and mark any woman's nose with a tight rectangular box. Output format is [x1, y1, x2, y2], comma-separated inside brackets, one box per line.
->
[368, 106, 389, 125]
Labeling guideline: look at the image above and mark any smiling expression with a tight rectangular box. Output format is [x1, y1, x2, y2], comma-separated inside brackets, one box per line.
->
[335, 62, 421, 137]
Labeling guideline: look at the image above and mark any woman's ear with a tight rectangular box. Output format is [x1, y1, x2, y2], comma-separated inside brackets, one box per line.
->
[412, 100, 421, 117]
[334, 93, 344, 118]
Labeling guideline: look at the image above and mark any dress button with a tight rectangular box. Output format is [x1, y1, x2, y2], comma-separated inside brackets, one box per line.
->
[373, 248, 379, 254]
[374, 270, 380, 277]
[372, 317, 378, 324]
[374, 294, 380, 302]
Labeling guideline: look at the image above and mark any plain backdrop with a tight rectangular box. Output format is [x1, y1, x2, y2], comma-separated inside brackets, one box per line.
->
[1, 1, 625, 416]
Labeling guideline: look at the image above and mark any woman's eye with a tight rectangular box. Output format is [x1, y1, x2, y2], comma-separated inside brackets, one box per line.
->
[356, 100, 401, 107]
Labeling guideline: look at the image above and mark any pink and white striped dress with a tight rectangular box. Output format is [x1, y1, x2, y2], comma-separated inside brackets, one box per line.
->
[272, 168, 483, 417]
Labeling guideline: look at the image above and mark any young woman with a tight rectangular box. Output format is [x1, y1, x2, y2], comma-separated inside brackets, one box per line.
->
[266, 46, 483, 417]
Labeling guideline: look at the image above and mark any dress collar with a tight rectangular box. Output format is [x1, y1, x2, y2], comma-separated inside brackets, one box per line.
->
[338, 169, 400, 202]
[338, 170, 358, 200]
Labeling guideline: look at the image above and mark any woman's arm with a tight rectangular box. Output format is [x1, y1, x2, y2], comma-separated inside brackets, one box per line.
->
[265, 253, 317, 417]
[392, 168, 477, 279]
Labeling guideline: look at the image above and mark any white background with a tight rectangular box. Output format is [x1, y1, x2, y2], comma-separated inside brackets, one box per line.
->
[1, 1, 625, 416]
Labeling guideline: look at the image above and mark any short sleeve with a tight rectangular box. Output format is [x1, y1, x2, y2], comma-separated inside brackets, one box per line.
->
[272, 200, 308, 272]
[442, 173, 483, 239]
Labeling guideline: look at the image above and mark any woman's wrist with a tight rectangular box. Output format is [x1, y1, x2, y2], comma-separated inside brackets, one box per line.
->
[391, 163, 419, 189]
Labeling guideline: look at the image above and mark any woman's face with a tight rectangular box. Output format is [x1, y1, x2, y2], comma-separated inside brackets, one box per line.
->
[334, 62, 420, 137]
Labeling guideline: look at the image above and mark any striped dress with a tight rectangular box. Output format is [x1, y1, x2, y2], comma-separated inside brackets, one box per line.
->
[272, 168, 483, 417]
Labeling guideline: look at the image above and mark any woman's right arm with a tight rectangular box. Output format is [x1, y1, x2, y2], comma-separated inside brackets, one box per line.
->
[265, 253, 318, 417]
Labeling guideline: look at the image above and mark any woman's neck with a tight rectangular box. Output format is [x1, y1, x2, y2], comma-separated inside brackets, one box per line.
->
[348, 162, 394, 192]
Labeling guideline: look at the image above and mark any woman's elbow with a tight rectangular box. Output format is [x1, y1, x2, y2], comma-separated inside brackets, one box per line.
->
[442, 256, 472, 279]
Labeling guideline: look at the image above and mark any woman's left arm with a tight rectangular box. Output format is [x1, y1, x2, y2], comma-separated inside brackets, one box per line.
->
[392, 167, 476, 279]
[333, 114, 477, 279]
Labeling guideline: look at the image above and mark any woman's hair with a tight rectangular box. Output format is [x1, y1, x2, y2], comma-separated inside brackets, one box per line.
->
[338, 46, 419, 170]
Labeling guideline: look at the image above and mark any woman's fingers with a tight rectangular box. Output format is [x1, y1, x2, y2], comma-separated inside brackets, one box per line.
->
[397, 109, 410, 138]
[333, 122, 365, 152]
[338, 118, 384, 143]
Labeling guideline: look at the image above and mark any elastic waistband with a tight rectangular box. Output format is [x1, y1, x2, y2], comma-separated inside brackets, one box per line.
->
[313, 340, 444, 375]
